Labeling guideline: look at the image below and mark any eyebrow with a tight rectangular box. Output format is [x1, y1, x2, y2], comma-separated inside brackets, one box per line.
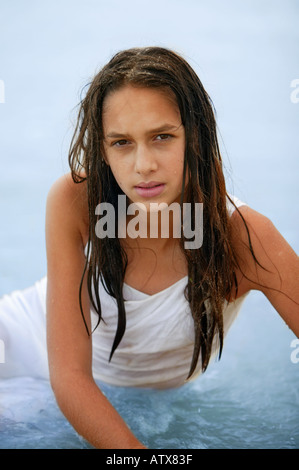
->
[105, 123, 182, 139]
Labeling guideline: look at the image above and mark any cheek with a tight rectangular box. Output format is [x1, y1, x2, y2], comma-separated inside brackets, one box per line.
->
[109, 164, 128, 190]
[172, 154, 185, 177]
[171, 154, 186, 191]
[171, 141, 185, 167]
[108, 159, 122, 177]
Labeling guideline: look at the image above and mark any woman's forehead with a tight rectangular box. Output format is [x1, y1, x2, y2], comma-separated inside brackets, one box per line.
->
[102, 85, 181, 132]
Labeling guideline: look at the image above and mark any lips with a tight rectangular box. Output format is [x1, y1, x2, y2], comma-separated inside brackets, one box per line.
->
[134, 181, 165, 198]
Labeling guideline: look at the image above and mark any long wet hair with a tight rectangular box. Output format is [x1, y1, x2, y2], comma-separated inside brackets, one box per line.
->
[69, 46, 246, 378]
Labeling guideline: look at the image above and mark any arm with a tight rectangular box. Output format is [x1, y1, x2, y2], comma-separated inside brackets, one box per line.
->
[231, 205, 299, 336]
[46, 173, 146, 449]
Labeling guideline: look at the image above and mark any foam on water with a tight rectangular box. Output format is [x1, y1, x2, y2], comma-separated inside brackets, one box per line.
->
[1, 320, 298, 450]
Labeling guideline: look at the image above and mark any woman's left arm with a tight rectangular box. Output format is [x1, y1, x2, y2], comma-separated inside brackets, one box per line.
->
[231, 205, 299, 337]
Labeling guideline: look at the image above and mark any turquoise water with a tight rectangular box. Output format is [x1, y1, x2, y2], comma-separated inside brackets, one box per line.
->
[0, 0, 298, 449]
[1, 366, 298, 449]
[0, 291, 298, 449]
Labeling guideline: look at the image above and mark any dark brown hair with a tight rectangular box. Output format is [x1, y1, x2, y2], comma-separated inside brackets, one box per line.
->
[69, 46, 243, 378]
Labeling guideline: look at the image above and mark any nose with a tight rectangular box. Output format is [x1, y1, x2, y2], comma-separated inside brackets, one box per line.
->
[134, 144, 158, 175]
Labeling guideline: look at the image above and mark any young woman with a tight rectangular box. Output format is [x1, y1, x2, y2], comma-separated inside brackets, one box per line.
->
[0, 47, 298, 449]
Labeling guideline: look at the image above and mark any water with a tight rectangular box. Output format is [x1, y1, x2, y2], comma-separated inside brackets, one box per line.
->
[0, 0, 298, 449]
[1, 292, 298, 449]
[1, 356, 298, 449]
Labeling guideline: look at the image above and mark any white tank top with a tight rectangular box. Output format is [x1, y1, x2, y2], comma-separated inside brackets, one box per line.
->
[91, 195, 248, 388]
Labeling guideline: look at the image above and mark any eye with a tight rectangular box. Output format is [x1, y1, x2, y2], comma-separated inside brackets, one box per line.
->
[112, 139, 130, 147]
[155, 134, 173, 141]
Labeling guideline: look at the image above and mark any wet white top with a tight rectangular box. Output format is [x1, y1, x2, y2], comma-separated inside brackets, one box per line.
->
[90, 195, 248, 388]
[91, 277, 248, 389]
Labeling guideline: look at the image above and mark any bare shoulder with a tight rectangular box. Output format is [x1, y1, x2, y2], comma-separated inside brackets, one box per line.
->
[230, 204, 276, 252]
[46, 172, 89, 247]
[229, 205, 299, 331]
[230, 204, 285, 282]
[229, 204, 292, 264]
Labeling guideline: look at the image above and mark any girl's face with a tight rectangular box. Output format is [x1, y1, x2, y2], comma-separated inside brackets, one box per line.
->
[102, 85, 186, 211]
